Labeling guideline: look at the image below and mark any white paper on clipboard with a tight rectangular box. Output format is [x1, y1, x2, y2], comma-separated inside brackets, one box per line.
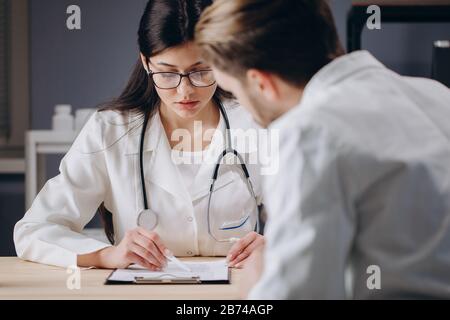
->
[107, 259, 229, 283]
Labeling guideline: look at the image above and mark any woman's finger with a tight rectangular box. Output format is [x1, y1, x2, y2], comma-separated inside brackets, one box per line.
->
[137, 227, 168, 257]
[134, 233, 167, 266]
[231, 242, 261, 268]
[129, 242, 163, 269]
[127, 252, 159, 271]
[227, 232, 258, 262]
[229, 235, 265, 267]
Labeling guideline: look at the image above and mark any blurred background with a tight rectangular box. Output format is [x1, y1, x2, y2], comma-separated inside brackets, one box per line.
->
[0, 0, 449, 255]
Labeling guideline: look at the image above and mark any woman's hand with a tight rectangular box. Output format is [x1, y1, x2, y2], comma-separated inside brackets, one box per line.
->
[226, 231, 265, 268]
[79, 227, 169, 270]
[239, 245, 264, 299]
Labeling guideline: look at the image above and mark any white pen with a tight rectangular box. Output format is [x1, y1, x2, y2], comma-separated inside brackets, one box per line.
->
[164, 250, 191, 272]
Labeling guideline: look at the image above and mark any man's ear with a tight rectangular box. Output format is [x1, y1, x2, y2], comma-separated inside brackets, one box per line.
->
[140, 53, 149, 74]
[246, 69, 279, 102]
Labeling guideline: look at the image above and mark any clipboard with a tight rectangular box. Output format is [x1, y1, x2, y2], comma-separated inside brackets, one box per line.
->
[134, 275, 201, 284]
[105, 271, 230, 285]
[104, 260, 231, 285]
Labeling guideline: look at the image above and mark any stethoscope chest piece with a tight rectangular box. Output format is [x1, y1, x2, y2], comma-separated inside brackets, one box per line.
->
[137, 209, 158, 230]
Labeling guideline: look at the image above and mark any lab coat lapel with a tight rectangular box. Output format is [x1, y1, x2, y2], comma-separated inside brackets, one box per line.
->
[125, 111, 191, 203]
[124, 111, 160, 156]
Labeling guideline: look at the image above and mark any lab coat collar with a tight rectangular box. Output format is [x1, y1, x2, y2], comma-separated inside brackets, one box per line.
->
[124, 111, 163, 155]
[125, 110, 192, 203]
[268, 51, 386, 130]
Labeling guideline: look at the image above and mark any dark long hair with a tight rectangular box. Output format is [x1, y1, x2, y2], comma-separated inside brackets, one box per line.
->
[97, 0, 232, 244]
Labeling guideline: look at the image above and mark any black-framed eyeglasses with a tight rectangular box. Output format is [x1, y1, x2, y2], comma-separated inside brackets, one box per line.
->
[148, 68, 216, 89]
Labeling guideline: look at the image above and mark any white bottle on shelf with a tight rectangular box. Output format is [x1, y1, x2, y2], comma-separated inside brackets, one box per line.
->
[75, 108, 96, 133]
[52, 104, 74, 131]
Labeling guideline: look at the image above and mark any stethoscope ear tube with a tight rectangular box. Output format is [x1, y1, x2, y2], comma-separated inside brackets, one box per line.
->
[139, 110, 151, 210]
[212, 149, 250, 181]
[137, 110, 158, 230]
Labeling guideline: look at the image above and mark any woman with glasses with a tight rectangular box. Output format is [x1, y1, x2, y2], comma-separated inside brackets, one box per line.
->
[14, 0, 265, 270]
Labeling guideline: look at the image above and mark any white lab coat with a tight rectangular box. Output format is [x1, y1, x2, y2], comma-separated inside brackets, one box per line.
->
[14, 102, 263, 268]
[249, 51, 450, 299]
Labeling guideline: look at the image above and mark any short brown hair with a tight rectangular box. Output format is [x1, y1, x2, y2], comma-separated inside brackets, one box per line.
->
[195, 0, 344, 86]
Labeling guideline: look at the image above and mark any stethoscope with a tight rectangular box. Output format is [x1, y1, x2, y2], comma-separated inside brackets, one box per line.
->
[136, 102, 260, 242]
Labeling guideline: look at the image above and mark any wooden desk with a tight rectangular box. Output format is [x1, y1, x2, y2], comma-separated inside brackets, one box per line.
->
[0, 257, 242, 300]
